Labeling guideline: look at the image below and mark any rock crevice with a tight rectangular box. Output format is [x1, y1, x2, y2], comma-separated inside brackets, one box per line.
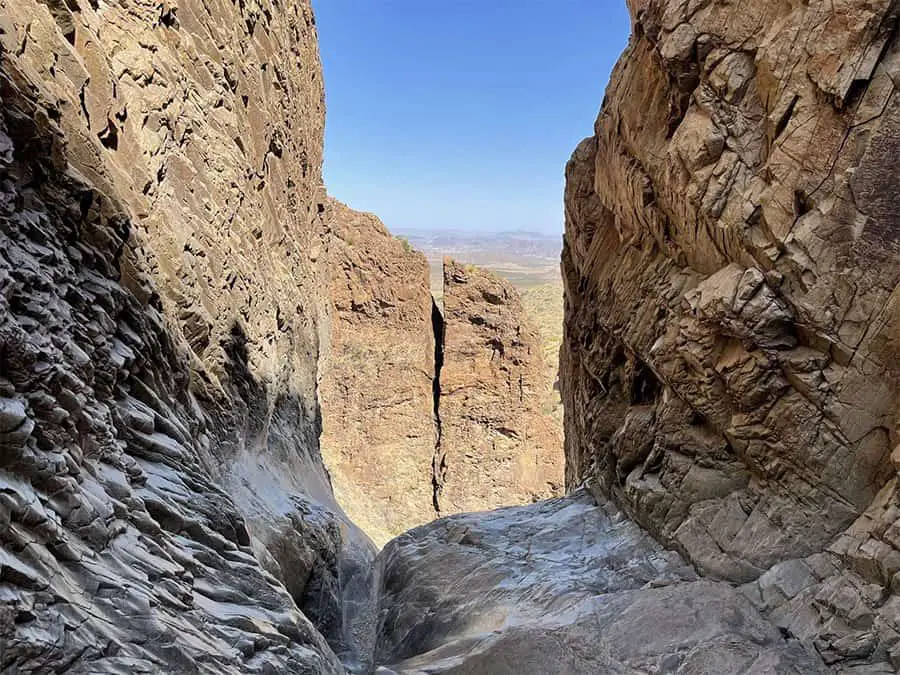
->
[318, 198, 436, 548]
[317, 229, 564, 544]
[430, 298, 446, 516]
[435, 258, 564, 515]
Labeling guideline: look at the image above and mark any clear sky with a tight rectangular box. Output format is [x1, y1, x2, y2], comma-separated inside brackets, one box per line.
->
[314, 1, 632, 234]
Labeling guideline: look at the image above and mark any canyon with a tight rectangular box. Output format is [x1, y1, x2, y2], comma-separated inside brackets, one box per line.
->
[318, 199, 562, 546]
[1, 0, 898, 674]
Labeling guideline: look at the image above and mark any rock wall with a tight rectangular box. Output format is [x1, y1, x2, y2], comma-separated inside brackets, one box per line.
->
[0, 0, 374, 671]
[318, 229, 564, 544]
[436, 258, 563, 515]
[319, 198, 436, 547]
[562, 0, 900, 668]
[14, 0, 898, 669]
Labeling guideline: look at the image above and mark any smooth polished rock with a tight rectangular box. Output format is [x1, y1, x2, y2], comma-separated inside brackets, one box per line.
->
[374, 490, 828, 674]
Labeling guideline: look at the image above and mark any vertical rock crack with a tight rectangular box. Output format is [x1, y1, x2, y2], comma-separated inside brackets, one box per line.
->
[430, 298, 446, 516]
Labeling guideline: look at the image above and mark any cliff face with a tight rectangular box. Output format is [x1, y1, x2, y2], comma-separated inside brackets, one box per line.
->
[318, 231, 564, 544]
[562, 0, 900, 667]
[9, 0, 898, 670]
[435, 258, 563, 515]
[319, 198, 436, 547]
[0, 0, 372, 670]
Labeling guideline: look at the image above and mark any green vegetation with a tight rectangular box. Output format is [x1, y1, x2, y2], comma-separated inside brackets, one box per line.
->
[395, 235, 413, 253]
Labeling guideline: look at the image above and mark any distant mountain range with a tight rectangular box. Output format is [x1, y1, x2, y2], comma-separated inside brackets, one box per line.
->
[392, 229, 563, 297]
[394, 229, 563, 264]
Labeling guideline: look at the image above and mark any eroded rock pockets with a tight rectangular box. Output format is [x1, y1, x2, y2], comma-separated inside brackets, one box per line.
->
[0, 0, 374, 670]
[562, 0, 900, 669]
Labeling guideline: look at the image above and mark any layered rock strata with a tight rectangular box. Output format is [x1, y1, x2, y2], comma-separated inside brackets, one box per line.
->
[0, 0, 373, 670]
[319, 198, 436, 547]
[562, 0, 900, 668]
[8, 0, 898, 670]
[435, 258, 564, 515]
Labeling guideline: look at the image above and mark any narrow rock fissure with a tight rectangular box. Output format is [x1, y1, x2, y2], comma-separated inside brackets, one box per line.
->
[430, 298, 446, 516]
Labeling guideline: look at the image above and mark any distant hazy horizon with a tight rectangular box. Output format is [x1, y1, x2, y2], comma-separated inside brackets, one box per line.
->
[314, 1, 631, 235]
[393, 226, 563, 239]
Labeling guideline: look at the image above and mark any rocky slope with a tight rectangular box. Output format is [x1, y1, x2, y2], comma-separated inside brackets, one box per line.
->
[434, 259, 564, 516]
[562, 0, 900, 668]
[319, 198, 436, 547]
[0, 0, 373, 671]
[373, 489, 828, 674]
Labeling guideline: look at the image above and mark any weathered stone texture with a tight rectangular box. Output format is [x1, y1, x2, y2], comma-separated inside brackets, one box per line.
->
[319, 198, 436, 547]
[374, 490, 828, 674]
[0, 0, 372, 670]
[319, 230, 564, 546]
[436, 258, 563, 515]
[5, 0, 898, 670]
[562, 0, 900, 668]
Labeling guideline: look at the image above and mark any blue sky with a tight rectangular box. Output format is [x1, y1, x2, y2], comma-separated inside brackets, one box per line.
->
[314, 1, 631, 234]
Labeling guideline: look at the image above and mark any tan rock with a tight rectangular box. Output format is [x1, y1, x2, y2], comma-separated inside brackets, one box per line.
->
[562, 0, 899, 669]
[437, 258, 563, 515]
[319, 199, 437, 546]
[318, 224, 564, 544]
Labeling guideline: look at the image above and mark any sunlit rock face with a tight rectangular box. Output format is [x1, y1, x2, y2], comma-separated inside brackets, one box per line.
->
[0, 0, 373, 670]
[319, 197, 437, 548]
[373, 490, 828, 674]
[561, 0, 900, 668]
[435, 258, 564, 516]
[318, 238, 565, 547]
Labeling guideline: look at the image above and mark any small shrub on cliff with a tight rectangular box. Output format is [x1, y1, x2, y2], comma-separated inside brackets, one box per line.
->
[396, 235, 412, 253]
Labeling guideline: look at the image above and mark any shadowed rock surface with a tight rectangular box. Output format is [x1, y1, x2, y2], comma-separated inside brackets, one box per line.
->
[435, 258, 564, 516]
[0, 0, 373, 670]
[373, 489, 828, 674]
